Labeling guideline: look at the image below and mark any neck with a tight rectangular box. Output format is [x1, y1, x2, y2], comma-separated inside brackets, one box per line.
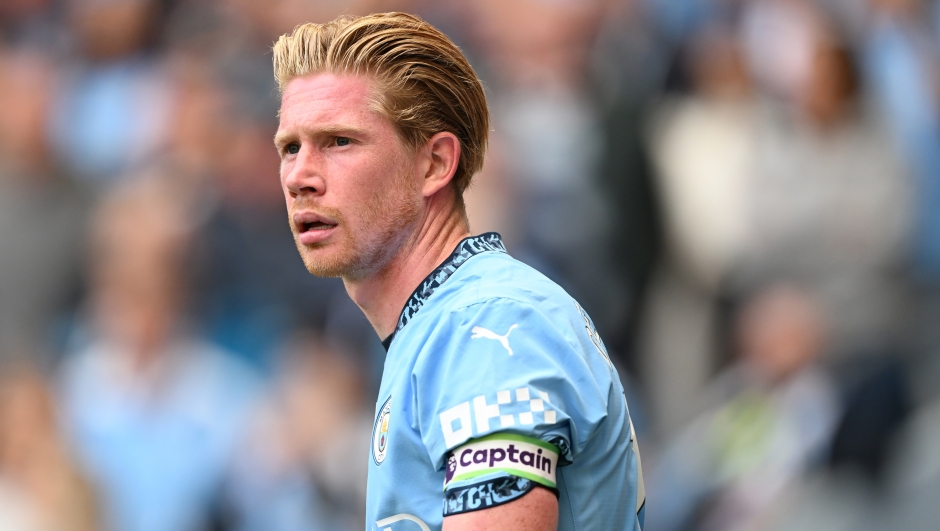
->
[344, 194, 470, 339]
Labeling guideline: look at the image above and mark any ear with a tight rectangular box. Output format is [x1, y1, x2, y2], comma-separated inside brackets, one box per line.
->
[419, 132, 461, 198]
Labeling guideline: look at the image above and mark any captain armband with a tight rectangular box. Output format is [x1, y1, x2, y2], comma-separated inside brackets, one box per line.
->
[442, 434, 559, 516]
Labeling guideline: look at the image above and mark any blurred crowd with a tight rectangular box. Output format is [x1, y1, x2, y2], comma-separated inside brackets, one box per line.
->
[0, 0, 938, 530]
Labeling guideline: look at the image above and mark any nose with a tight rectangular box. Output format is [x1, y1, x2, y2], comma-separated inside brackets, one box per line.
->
[281, 145, 326, 199]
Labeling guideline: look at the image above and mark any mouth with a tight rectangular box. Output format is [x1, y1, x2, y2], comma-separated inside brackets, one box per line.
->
[293, 212, 338, 244]
[300, 220, 337, 232]
[294, 212, 336, 231]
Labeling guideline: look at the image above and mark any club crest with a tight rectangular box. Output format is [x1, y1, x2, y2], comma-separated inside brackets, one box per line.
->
[373, 396, 392, 465]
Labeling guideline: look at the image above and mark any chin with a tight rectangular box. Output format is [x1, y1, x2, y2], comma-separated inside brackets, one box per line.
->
[303, 261, 343, 278]
[299, 245, 369, 279]
[301, 250, 351, 278]
[290, 232, 340, 277]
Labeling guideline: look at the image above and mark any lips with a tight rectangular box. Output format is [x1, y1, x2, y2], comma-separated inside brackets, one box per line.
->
[293, 211, 338, 245]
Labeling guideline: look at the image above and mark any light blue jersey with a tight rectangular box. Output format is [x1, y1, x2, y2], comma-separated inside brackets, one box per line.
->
[366, 233, 644, 531]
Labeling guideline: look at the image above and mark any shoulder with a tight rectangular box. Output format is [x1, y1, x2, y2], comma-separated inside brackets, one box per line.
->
[440, 251, 575, 318]
[390, 233, 576, 345]
[398, 250, 610, 373]
[406, 260, 580, 357]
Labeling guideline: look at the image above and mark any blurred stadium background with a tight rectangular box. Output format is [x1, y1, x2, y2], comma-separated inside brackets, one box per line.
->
[1, 0, 939, 530]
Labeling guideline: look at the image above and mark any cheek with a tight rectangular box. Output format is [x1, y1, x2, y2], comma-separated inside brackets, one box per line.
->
[344, 158, 397, 200]
[278, 162, 291, 192]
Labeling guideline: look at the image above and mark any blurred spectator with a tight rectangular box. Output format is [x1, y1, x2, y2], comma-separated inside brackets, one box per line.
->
[49, 0, 172, 185]
[640, 7, 914, 437]
[863, 0, 940, 280]
[640, 22, 757, 435]
[159, 54, 235, 187]
[0, 365, 98, 531]
[223, 330, 372, 530]
[742, 18, 912, 354]
[646, 283, 839, 531]
[649, 23, 754, 293]
[58, 173, 262, 531]
[0, 47, 90, 368]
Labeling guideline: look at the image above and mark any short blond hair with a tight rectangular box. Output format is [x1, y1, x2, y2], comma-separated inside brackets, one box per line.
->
[272, 12, 489, 195]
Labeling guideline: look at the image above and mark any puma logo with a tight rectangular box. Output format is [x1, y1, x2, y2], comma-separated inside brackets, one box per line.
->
[471, 324, 519, 355]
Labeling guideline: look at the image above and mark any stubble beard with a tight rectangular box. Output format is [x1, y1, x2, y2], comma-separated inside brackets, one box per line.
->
[292, 171, 423, 280]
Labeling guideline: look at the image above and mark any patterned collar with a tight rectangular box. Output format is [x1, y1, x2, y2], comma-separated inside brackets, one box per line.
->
[381, 232, 507, 351]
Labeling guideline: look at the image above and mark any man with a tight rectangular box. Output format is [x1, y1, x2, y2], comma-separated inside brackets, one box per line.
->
[271, 12, 644, 531]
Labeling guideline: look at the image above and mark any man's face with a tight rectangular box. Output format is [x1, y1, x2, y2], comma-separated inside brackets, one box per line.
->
[275, 73, 424, 280]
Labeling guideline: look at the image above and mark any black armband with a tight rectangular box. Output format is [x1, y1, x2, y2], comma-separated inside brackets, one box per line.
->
[443, 476, 558, 516]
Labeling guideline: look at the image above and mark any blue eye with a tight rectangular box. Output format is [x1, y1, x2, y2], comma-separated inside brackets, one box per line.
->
[335, 137, 350, 147]
[286, 143, 300, 155]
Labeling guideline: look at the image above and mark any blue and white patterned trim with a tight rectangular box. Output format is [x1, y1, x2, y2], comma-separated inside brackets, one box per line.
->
[382, 233, 506, 351]
[443, 476, 539, 516]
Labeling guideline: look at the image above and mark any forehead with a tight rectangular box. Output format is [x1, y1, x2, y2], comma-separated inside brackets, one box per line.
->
[278, 72, 383, 128]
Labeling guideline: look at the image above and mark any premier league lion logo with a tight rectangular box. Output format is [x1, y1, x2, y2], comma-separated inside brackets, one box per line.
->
[445, 453, 457, 484]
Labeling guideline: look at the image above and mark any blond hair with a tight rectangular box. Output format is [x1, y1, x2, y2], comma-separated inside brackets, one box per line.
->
[272, 12, 489, 195]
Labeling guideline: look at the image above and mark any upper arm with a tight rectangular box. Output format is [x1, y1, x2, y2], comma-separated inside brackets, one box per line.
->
[443, 486, 558, 531]
[414, 297, 612, 527]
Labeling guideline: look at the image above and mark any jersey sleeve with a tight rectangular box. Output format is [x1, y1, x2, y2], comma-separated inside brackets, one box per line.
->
[412, 296, 612, 486]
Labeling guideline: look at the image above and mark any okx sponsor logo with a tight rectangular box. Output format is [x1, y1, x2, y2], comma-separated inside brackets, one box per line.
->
[439, 387, 557, 448]
[444, 434, 559, 489]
